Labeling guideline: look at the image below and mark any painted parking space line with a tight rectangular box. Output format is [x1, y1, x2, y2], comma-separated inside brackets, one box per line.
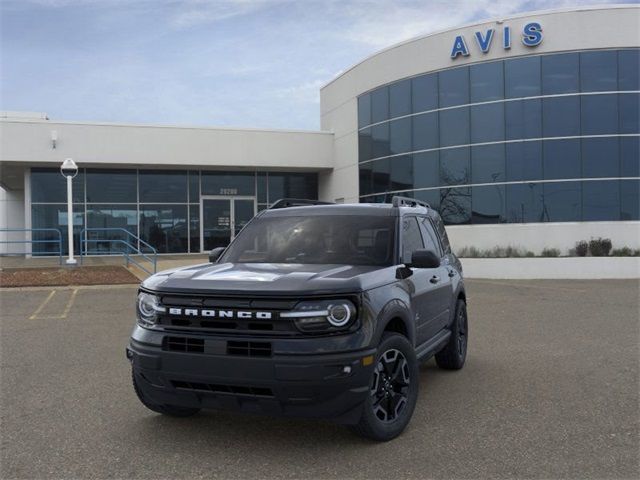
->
[29, 288, 79, 320]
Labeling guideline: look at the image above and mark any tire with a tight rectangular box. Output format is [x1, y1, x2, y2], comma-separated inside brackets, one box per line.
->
[132, 369, 200, 417]
[435, 299, 468, 370]
[350, 333, 419, 442]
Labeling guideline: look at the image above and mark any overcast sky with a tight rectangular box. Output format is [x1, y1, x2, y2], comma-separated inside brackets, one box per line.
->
[0, 0, 633, 130]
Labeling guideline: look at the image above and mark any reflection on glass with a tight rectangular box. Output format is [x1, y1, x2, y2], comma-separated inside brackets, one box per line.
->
[86, 205, 137, 254]
[390, 155, 413, 192]
[506, 142, 543, 182]
[542, 53, 579, 94]
[358, 94, 371, 128]
[619, 92, 640, 134]
[621, 137, 640, 177]
[267, 173, 317, 203]
[189, 205, 200, 253]
[371, 87, 389, 123]
[412, 112, 438, 151]
[389, 117, 411, 155]
[86, 169, 137, 203]
[542, 182, 581, 222]
[470, 103, 504, 143]
[201, 172, 255, 196]
[581, 94, 618, 135]
[31, 168, 85, 203]
[506, 183, 543, 223]
[618, 49, 640, 91]
[439, 107, 470, 147]
[471, 144, 505, 184]
[440, 148, 470, 186]
[359, 128, 373, 162]
[505, 99, 542, 140]
[471, 185, 505, 224]
[414, 189, 440, 211]
[440, 187, 471, 225]
[544, 139, 581, 180]
[359, 162, 373, 196]
[371, 123, 390, 159]
[582, 138, 619, 178]
[583, 180, 620, 221]
[139, 205, 188, 253]
[139, 170, 187, 203]
[439, 67, 469, 108]
[413, 151, 439, 189]
[580, 51, 617, 92]
[202, 199, 231, 250]
[620, 180, 640, 220]
[189, 171, 200, 203]
[412, 74, 438, 113]
[470, 61, 504, 102]
[390, 79, 411, 118]
[543, 96, 580, 137]
[31, 204, 84, 255]
[372, 159, 390, 193]
[505, 56, 541, 98]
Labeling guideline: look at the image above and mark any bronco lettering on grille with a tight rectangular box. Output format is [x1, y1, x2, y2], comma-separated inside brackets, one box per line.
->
[167, 308, 272, 320]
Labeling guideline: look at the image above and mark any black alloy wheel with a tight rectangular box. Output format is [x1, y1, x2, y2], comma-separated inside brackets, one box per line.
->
[371, 348, 410, 423]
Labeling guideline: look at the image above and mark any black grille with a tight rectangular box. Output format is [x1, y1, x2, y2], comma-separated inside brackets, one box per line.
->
[163, 336, 204, 353]
[171, 380, 274, 397]
[227, 341, 272, 357]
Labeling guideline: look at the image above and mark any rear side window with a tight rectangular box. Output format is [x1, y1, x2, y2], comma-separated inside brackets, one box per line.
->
[419, 217, 442, 256]
[433, 215, 452, 254]
[402, 217, 424, 264]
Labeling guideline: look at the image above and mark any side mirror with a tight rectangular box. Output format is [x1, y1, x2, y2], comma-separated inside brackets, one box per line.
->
[408, 249, 440, 269]
[209, 247, 226, 263]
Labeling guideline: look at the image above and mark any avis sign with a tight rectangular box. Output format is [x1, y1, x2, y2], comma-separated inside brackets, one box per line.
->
[450, 22, 543, 59]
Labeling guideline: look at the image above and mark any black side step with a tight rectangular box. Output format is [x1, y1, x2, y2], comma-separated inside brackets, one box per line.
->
[415, 329, 451, 361]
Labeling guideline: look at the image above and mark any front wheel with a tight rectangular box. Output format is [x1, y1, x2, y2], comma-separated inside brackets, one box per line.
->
[435, 298, 468, 370]
[350, 333, 419, 441]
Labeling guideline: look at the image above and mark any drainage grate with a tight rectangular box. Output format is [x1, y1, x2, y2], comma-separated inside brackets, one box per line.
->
[171, 380, 274, 397]
[227, 341, 272, 357]
[163, 336, 205, 353]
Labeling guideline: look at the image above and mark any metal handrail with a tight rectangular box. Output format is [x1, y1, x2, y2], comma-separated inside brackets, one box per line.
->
[0, 228, 63, 264]
[80, 228, 157, 275]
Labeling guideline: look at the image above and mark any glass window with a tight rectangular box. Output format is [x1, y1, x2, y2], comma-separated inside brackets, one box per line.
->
[31, 168, 85, 203]
[390, 155, 413, 192]
[202, 172, 255, 196]
[542, 96, 580, 137]
[189, 171, 200, 203]
[413, 152, 440, 189]
[257, 172, 267, 203]
[358, 94, 371, 128]
[505, 98, 542, 140]
[389, 79, 411, 118]
[470, 102, 504, 143]
[359, 128, 373, 162]
[412, 73, 438, 113]
[86, 204, 137, 254]
[412, 112, 438, 151]
[506, 183, 543, 223]
[505, 56, 541, 98]
[581, 94, 618, 135]
[506, 141, 543, 182]
[544, 139, 581, 180]
[470, 61, 504, 102]
[402, 217, 424, 263]
[440, 187, 471, 225]
[139, 205, 188, 253]
[471, 185, 505, 224]
[439, 107, 470, 147]
[31, 204, 84, 255]
[389, 117, 412, 155]
[620, 179, 639, 220]
[418, 217, 441, 254]
[267, 173, 317, 202]
[370, 86, 389, 123]
[139, 170, 187, 203]
[471, 144, 505, 184]
[86, 169, 137, 203]
[439, 67, 469, 107]
[372, 159, 390, 193]
[618, 49, 640, 91]
[543, 182, 581, 222]
[583, 180, 620, 221]
[541, 53, 579, 95]
[189, 204, 200, 252]
[359, 163, 373, 196]
[414, 189, 441, 212]
[371, 123, 390, 159]
[431, 214, 451, 253]
[619, 92, 639, 134]
[440, 147, 470, 185]
[580, 51, 617, 92]
[621, 137, 640, 177]
[582, 138, 619, 178]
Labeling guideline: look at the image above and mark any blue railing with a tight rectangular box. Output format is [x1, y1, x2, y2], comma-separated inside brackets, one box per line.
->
[80, 228, 157, 275]
[0, 228, 63, 264]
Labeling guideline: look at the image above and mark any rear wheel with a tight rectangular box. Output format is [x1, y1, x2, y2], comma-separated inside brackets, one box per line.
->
[435, 299, 468, 370]
[350, 333, 419, 441]
[132, 369, 200, 417]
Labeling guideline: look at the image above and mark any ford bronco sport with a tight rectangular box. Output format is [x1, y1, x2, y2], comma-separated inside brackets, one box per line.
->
[127, 196, 468, 441]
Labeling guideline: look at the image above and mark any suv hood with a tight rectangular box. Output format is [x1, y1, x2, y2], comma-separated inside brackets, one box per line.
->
[142, 262, 396, 296]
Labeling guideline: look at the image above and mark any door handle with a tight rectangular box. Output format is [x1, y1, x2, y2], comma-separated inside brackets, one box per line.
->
[448, 269, 456, 277]
[430, 275, 440, 284]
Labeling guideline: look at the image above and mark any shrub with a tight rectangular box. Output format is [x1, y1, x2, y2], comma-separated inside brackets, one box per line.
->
[525, 251, 535, 257]
[575, 241, 589, 257]
[541, 247, 561, 257]
[589, 237, 612, 257]
[610, 247, 640, 257]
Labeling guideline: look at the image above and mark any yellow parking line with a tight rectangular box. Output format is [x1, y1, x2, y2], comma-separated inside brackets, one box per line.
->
[29, 290, 56, 320]
[59, 288, 78, 319]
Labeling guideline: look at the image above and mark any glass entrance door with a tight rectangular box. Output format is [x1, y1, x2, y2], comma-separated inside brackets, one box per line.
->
[201, 197, 256, 251]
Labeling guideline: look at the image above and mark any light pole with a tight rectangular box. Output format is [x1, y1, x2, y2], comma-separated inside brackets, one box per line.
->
[60, 158, 78, 265]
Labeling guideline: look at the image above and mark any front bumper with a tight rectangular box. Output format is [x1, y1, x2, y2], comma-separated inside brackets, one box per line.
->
[128, 327, 376, 424]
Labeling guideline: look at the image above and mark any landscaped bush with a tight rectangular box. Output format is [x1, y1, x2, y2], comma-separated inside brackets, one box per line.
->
[575, 241, 589, 257]
[611, 247, 640, 257]
[589, 237, 612, 257]
[541, 247, 561, 257]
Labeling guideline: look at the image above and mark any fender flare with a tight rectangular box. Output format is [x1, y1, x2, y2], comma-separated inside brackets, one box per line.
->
[372, 299, 415, 347]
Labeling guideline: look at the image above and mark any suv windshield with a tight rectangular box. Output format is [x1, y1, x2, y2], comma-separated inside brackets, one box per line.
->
[220, 215, 396, 266]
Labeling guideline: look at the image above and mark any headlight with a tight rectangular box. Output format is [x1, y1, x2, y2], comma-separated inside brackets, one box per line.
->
[136, 292, 165, 327]
[282, 299, 357, 333]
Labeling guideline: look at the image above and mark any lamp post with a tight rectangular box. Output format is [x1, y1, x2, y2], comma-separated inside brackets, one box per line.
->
[60, 158, 78, 265]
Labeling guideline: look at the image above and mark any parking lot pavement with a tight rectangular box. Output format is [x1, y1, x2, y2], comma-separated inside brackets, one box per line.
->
[1, 280, 638, 479]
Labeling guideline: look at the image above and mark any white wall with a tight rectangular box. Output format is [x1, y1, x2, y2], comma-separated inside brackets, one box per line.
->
[447, 221, 640, 255]
[0, 186, 26, 254]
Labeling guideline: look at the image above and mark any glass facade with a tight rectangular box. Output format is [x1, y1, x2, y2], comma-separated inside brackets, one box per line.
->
[31, 168, 317, 255]
[357, 49, 640, 225]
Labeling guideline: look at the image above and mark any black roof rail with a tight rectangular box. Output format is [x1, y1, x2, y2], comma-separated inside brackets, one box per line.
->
[391, 195, 430, 209]
[269, 198, 335, 209]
